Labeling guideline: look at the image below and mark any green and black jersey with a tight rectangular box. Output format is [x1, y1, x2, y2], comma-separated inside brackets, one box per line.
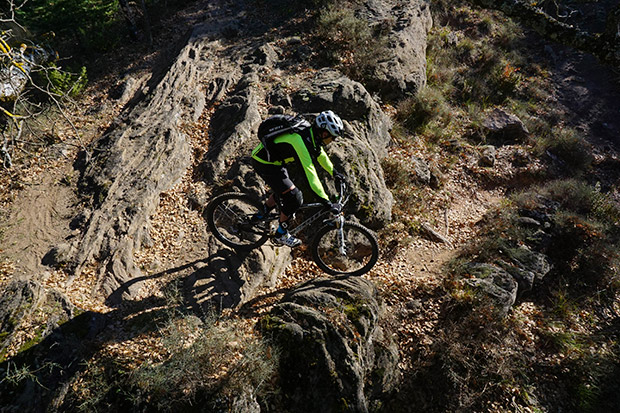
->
[251, 129, 334, 201]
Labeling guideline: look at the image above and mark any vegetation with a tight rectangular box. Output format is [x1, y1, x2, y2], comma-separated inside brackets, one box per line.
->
[381, 1, 620, 411]
[430, 178, 620, 412]
[63, 309, 278, 412]
[314, 1, 390, 83]
[16, 0, 124, 52]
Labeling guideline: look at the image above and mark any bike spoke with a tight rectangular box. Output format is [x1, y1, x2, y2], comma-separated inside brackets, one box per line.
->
[312, 222, 378, 276]
[207, 193, 270, 249]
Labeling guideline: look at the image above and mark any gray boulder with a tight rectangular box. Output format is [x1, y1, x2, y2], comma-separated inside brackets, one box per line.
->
[411, 155, 431, 185]
[362, 0, 433, 99]
[292, 69, 392, 156]
[478, 145, 497, 167]
[465, 263, 519, 315]
[482, 108, 530, 143]
[502, 244, 553, 287]
[262, 276, 399, 413]
[0, 279, 75, 360]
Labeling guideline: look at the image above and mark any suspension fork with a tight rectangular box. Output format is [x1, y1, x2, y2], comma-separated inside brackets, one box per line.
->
[336, 215, 347, 255]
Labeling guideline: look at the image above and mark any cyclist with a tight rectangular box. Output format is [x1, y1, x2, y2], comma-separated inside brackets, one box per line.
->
[251, 110, 345, 247]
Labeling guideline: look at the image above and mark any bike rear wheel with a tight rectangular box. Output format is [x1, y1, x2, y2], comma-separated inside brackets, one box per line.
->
[205, 192, 270, 250]
[311, 221, 379, 276]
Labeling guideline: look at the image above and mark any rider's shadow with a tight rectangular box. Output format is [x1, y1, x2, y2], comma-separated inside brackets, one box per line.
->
[184, 248, 258, 313]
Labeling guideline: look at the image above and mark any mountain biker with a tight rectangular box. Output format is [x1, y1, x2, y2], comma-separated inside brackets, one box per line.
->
[251, 110, 345, 247]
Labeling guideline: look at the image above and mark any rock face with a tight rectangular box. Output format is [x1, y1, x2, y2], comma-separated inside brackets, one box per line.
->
[363, 0, 433, 99]
[201, 64, 395, 232]
[54, 0, 430, 304]
[184, 235, 293, 312]
[69, 28, 209, 299]
[290, 69, 394, 228]
[262, 277, 399, 413]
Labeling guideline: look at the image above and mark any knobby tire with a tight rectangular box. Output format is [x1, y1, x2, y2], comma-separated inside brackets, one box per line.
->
[311, 221, 379, 276]
[205, 192, 269, 250]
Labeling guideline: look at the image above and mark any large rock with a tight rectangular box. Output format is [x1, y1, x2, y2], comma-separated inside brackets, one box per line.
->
[501, 244, 553, 291]
[261, 277, 399, 413]
[361, 0, 433, 99]
[0, 279, 106, 411]
[68, 27, 219, 299]
[291, 69, 392, 157]
[482, 108, 530, 143]
[290, 69, 394, 228]
[0, 279, 77, 409]
[0, 280, 76, 354]
[465, 263, 519, 315]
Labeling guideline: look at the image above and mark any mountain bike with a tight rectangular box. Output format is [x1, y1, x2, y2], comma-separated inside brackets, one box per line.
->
[205, 178, 379, 276]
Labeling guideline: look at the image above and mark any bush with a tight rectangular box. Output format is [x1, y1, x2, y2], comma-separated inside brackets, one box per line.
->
[536, 127, 594, 174]
[438, 178, 620, 411]
[396, 86, 452, 134]
[17, 0, 125, 52]
[315, 2, 389, 82]
[66, 312, 278, 411]
[130, 315, 276, 410]
[44, 64, 88, 97]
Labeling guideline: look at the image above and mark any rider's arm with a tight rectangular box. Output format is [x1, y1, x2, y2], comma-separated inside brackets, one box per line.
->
[317, 147, 334, 176]
[276, 133, 330, 201]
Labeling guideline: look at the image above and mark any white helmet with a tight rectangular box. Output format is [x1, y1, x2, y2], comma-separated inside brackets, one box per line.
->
[315, 110, 344, 137]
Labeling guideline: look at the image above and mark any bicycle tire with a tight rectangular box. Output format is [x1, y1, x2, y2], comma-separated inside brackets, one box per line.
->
[205, 192, 270, 250]
[311, 221, 379, 276]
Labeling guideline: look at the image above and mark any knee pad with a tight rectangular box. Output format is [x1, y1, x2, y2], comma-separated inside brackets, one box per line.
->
[280, 187, 303, 216]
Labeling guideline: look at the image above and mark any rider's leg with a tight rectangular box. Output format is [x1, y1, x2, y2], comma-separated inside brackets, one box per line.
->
[275, 185, 301, 230]
[273, 186, 303, 247]
[251, 161, 302, 246]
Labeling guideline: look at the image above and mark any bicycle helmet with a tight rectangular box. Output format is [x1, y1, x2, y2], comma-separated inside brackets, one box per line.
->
[315, 110, 344, 137]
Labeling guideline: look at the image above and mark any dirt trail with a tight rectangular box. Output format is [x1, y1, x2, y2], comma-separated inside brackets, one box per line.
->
[0, 163, 78, 279]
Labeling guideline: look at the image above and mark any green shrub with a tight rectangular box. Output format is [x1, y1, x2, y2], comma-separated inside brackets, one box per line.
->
[536, 127, 594, 174]
[17, 0, 124, 52]
[66, 312, 278, 411]
[45, 64, 88, 97]
[491, 60, 523, 97]
[507, 180, 619, 293]
[396, 86, 451, 133]
[129, 314, 277, 411]
[315, 2, 389, 82]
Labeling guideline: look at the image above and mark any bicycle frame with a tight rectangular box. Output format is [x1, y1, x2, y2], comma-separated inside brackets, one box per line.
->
[263, 178, 348, 240]
[289, 203, 333, 237]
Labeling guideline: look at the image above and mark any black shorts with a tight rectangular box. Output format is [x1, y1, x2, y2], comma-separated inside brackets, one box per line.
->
[252, 159, 294, 194]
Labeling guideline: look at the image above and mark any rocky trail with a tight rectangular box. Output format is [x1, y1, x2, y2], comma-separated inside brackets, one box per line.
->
[1, 0, 619, 411]
[0, 0, 613, 365]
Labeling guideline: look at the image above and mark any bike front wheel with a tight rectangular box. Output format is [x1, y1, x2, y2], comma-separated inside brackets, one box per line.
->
[205, 192, 270, 250]
[311, 221, 379, 276]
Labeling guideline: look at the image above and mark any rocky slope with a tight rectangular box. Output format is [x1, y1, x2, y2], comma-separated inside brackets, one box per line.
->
[0, 0, 619, 412]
